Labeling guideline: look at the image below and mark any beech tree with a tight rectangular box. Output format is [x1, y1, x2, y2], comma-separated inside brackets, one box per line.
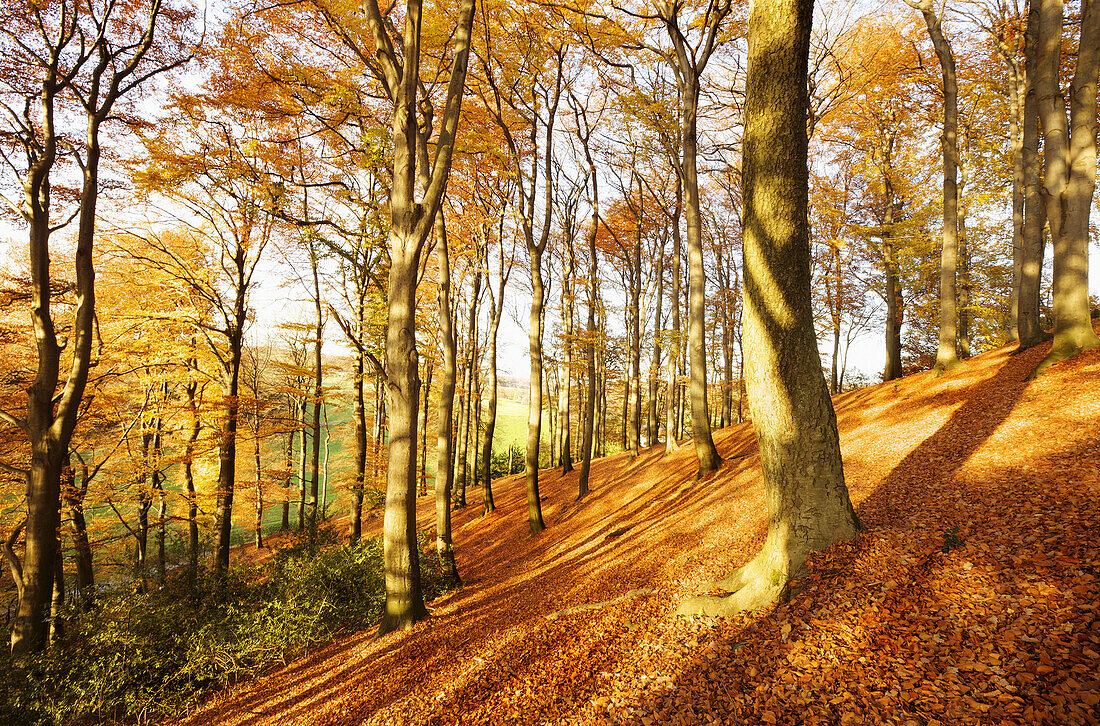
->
[679, 0, 860, 616]
[0, 0, 193, 654]
[356, 0, 477, 633]
[1029, 0, 1100, 374]
[906, 0, 962, 374]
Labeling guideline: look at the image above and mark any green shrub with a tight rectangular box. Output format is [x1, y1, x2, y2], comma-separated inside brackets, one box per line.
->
[0, 532, 455, 726]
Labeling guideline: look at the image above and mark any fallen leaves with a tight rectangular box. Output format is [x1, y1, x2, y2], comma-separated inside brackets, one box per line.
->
[175, 329, 1100, 726]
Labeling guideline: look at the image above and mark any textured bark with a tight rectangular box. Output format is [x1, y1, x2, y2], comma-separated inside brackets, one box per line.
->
[184, 380, 201, 587]
[681, 75, 722, 474]
[882, 174, 904, 382]
[371, 0, 476, 635]
[1030, 0, 1100, 374]
[679, 0, 860, 616]
[481, 239, 510, 513]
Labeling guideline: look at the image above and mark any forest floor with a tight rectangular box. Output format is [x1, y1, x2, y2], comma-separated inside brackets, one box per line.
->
[180, 324, 1100, 726]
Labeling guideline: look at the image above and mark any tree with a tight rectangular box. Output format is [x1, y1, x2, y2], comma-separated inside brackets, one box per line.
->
[357, 0, 477, 634]
[1029, 0, 1100, 374]
[0, 0, 193, 655]
[651, 0, 730, 476]
[678, 0, 860, 616]
[906, 0, 962, 374]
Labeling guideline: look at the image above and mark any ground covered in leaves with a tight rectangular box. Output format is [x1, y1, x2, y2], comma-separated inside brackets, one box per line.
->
[178, 330, 1100, 726]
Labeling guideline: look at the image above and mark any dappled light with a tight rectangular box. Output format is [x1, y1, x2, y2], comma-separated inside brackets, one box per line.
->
[174, 322, 1100, 726]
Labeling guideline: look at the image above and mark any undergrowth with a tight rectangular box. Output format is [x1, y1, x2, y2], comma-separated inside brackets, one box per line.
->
[0, 529, 455, 726]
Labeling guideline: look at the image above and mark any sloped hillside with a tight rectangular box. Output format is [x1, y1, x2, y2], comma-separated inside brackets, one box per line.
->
[180, 327, 1100, 726]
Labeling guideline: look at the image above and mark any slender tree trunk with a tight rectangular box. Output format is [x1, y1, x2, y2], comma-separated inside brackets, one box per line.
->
[213, 335, 243, 582]
[882, 172, 903, 381]
[682, 77, 723, 474]
[350, 353, 367, 544]
[651, 246, 665, 444]
[578, 180, 600, 497]
[418, 364, 432, 497]
[558, 238, 574, 472]
[434, 216, 460, 585]
[525, 245, 547, 535]
[1007, 53, 1024, 342]
[679, 0, 860, 615]
[282, 427, 291, 532]
[185, 380, 200, 588]
[665, 183, 682, 454]
[911, 0, 961, 374]
[308, 267, 324, 542]
[1018, 0, 1047, 350]
[64, 463, 94, 610]
[297, 395, 307, 531]
[254, 414, 264, 549]
[481, 262, 505, 512]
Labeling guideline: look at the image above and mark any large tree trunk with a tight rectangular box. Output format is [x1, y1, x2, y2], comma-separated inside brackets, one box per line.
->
[882, 173, 904, 381]
[378, 228, 429, 635]
[678, 0, 860, 616]
[1031, 0, 1100, 374]
[525, 245, 548, 535]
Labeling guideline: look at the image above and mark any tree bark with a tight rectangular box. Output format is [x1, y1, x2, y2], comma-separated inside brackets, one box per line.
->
[665, 182, 683, 454]
[526, 244, 548, 535]
[1031, 0, 1100, 373]
[909, 0, 960, 374]
[678, 0, 860, 616]
[1018, 0, 1047, 351]
[434, 216, 461, 583]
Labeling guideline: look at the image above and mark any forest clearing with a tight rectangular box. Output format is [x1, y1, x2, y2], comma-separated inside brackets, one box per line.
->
[176, 324, 1100, 726]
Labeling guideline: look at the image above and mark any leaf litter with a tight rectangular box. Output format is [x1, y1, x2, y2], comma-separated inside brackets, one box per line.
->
[177, 327, 1100, 726]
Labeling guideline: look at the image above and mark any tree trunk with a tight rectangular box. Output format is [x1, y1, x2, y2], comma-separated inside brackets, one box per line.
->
[682, 79, 722, 474]
[558, 236, 574, 472]
[185, 380, 200, 588]
[651, 245, 665, 444]
[525, 245, 547, 535]
[1018, 0, 1047, 351]
[254, 413, 264, 549]
[418, 364, 432, 497]
[1031, 0, 1100, 374]
[434, 217, 461, 584]
[64, 463, 94, 610]
[297, 395, 307, 531]
[349, 353, 367, 544]
[665, 182, 683, 454]
[308, 264, 324, 543]
[213, 335, 243, 582]
[679, 0, 860, 616]
[377, 231, 429, 635]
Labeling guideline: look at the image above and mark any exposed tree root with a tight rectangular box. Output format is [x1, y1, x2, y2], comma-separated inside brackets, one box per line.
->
[1029, 336, 1100, 379]
[675, 550, 799, 617]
